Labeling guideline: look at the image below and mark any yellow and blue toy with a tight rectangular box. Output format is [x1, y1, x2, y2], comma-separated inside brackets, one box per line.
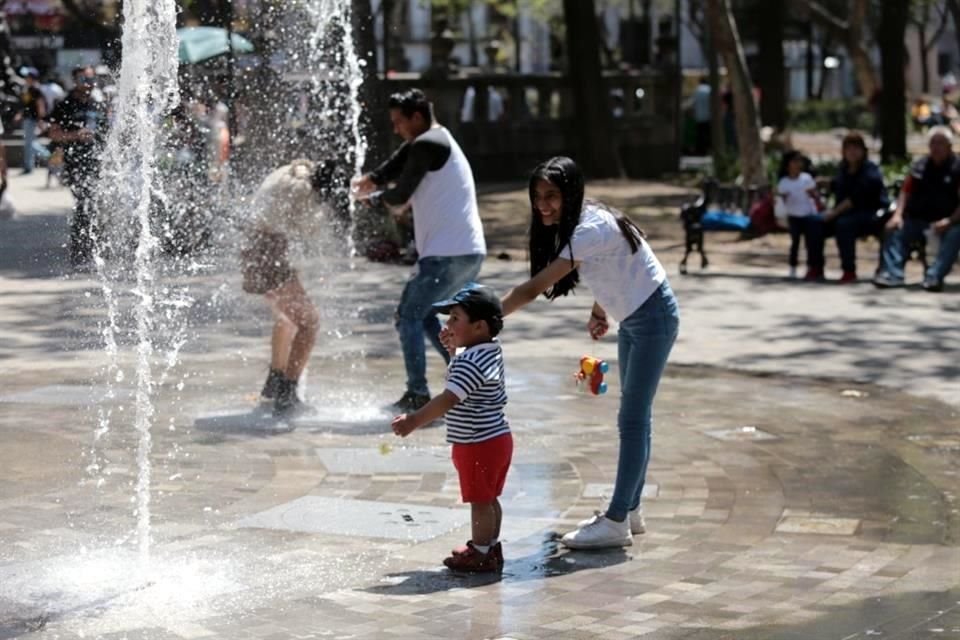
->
[576, 356, 609, 395]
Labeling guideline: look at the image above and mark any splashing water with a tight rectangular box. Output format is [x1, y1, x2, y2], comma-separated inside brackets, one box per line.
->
[303, 0, 368, 243]
[95, 0, 180, 566]
[86, 0, 371, 578]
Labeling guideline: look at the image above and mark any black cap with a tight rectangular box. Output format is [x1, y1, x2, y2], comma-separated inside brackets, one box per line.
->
[433, 284, 503, 336]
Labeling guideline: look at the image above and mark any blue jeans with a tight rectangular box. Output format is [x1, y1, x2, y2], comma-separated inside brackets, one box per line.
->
[880, 217, 960, 283]
[23, 118, 36, 171]
[396, 254, 484, 396]
[834, 210, 877, 273]
[607, 281, 680, 522]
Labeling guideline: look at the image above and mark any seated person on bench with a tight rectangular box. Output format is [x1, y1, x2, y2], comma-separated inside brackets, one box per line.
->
[823, 132, 888, 283]
[874, 126, 960, 292]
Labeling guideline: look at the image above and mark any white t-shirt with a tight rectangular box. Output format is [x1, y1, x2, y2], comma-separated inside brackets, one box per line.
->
[777, 173, 818, 217]
[563, 205, 667, 322]
[409, 127, 487, 258]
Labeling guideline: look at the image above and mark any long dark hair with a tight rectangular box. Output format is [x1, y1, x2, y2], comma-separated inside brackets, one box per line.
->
[528, 156, 645, 300]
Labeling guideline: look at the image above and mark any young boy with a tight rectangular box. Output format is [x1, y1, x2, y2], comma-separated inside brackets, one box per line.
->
[391, 285, 512, 573]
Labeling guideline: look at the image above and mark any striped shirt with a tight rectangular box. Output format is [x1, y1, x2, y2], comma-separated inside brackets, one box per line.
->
[444, 340, 510, 444]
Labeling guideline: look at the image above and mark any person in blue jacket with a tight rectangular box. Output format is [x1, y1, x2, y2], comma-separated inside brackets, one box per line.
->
[823, 132, 888, 283]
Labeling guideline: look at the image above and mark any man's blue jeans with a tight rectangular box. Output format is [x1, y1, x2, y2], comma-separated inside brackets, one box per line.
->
[396, 254, 484, 396]
[607, 281, 680, 522]
[880, 217, 960, 283]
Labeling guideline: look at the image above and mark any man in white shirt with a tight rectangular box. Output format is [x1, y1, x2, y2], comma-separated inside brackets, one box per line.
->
[353, 89, 487, 411]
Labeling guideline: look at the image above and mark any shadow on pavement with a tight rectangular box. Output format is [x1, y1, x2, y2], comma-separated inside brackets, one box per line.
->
[361, 535, 629, 596]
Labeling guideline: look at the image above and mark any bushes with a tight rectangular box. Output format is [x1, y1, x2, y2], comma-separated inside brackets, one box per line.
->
[788, 99, 872, 132]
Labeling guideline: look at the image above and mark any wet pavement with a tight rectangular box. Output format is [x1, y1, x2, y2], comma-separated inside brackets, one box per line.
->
[0, 172, 958, 639]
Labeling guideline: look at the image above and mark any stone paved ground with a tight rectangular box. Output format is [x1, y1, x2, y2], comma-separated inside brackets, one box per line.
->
[0, 172, 957, 640]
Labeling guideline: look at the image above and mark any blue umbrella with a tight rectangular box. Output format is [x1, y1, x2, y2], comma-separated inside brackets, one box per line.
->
[177, 27, 255, 65]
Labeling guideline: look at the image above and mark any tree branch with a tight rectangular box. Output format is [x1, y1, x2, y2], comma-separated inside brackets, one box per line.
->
[804, 0, 850, 39]
[927, 0, 951, 52]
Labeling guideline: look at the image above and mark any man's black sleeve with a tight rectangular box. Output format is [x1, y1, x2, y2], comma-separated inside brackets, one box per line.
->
[379, 131, 451, 206]
[369, 142, 410, 185]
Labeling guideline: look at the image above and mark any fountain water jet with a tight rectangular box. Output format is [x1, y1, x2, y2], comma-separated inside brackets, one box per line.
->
[95, 0, 180, 566]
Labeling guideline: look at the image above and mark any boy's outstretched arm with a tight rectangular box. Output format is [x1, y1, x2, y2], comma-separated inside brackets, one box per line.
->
[392, 390, 460, 437]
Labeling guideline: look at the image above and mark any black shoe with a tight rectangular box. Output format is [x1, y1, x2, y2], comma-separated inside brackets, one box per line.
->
[274, 394, 315, 418]
[274, 377, 316, 418]
[392, 391, 430, 412]
[260, 368, 285, 400]
[922, 278, 944, 292]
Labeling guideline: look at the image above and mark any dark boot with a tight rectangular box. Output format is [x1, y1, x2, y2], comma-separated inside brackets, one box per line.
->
[274, 376, 315, 417]
[260, 368, 285, 400]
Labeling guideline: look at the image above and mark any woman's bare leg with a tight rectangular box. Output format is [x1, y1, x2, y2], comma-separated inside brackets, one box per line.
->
[270, 277, 319, 381]
[269, 313, 297, 372]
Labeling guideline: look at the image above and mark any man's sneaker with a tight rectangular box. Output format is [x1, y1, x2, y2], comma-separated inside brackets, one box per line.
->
[872, 272, 905, 288]
[803, 267, 824, 282]
[443, 542, 501, 573]
[561, 514, 632, 549]
[577, 509, 646, 536]
[788, 266, 798, 279]
[839, 270, 858, 284]
[260, 368, 285, 400]
[451, 541, 503, 569]
[923, 277, 945, 292]
[392, 391, 430, 412]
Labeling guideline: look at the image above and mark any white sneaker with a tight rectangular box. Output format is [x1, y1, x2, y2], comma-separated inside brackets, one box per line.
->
[562, 515, 632, 549]
[629, 508, 646, 535]
[578, 509, 646, 535]
[788, 266, 798, 279]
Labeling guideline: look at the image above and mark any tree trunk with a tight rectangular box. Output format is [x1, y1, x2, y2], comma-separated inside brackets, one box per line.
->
[919, 23, 930, 94]
[949, 0, 960, 61]
[706, 27, 726, 164]
[706, 0, 766, 186]
[561, 0, 623, 178]
[465, 5, 479, 68]
[878, 0, 910, 162]
[845, 0, 877, 97]
[805, 0, 878, 98]
[756, 0, 786, 129]
[806, 22, 815, 99]
[353, 0, 383, 166]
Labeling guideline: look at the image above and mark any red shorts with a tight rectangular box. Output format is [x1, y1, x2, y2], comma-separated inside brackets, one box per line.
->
[451, 433, 513, 503]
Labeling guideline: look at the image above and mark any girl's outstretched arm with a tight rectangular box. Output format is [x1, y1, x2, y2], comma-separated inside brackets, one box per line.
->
[501, 258, 578, 316]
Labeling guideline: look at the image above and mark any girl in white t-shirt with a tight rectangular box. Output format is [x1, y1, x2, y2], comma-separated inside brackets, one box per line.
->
[499, 156, 679, 550]
[777, 151, 825, 280]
